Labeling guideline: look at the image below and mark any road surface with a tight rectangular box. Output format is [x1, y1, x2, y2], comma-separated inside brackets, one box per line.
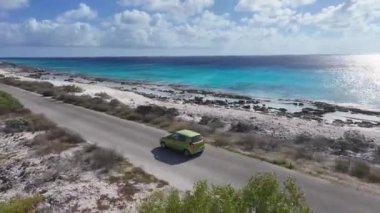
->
[1, 84, 379, 213]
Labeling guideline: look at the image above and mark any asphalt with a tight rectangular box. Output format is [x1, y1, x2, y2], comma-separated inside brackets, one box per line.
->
[1, 84, 379, 213]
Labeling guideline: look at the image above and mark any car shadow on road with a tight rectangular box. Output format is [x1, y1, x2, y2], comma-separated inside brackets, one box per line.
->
[151, 147, 200, 165]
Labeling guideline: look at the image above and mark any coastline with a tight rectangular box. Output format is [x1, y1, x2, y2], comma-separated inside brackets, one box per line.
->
[1, 61, 380, 127]
[1, 61, 380, 150]
[1, 61, 380, 194]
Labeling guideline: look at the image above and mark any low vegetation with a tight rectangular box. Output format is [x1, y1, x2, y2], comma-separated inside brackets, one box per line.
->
[58, 84, 83, 93]
[4, 114, 56, 133]
[29, 127, 85, 155]
[0, 90, 23, 115]
[0, 89, 169, 210]
[0, 195, 44, 213]
[139, 173, 310, 213]
[2, 77, 379, 184]
[80, 144, 124, 172]
[334, 158, 380, 183]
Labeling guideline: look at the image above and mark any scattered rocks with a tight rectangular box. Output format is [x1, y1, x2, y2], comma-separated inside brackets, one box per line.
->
[242, 105, 251, 110]
[314, 101, 336, 113]
[357, 121, 377, 128]
[332, 119, 345, 127]
[301, 107, 325, 116]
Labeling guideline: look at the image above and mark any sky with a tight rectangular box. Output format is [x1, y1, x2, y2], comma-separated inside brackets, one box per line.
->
[0, 0, 379, 57]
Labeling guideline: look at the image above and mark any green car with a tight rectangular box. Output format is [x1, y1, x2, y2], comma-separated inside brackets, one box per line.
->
[160, 129, 205, 156]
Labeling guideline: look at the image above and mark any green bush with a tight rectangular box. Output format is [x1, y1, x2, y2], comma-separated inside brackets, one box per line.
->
[139, 173, 310, 213]
[0, 195, 44, 213]
[4, 118, 29, 133]
[368, 166, 380, 183]
[58, 85, 83, 93]
[350, 160, 370, 179]
[0, 90, 23, 115]
[0, 77, 55, 96]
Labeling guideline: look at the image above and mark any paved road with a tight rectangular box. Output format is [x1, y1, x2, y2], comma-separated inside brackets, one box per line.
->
[1, 84, 379, 213]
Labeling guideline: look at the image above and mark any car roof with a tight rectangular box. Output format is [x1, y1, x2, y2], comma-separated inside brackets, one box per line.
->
[176, 129, 201, 138]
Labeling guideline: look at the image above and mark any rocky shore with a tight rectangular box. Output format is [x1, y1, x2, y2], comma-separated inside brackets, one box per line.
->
[1, 61, 380, 165]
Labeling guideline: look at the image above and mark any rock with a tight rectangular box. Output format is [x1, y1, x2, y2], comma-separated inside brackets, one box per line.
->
[332, 119, 345, 127]
[278, 108, 287, 113]
[194, 96, 203, 104]
[302, 108, 325, 116]
[357, 121, 376, 128]
[242, 105, 251, 110]
[314, 102, 336, 113]
[247, 100, 260, 104]
[298, 103, 304, 106]
[253, 105, 267, 112]
[214, 100, 228, 106]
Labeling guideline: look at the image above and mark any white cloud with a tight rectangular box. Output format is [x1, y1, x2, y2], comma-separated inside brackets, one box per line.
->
[114, 9, 151, 26]
[300, 0, 380, 33]
[0, 0, 380, 55]
[0, 0, 28, 10]
[235, 0, 315, 12]
[57, 3, 97, 23]
[0, 18, 101, 47]
[118, 0, 214, 20]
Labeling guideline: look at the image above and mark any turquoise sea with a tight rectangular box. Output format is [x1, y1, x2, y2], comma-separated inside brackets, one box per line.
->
[2, 55, 380, 109]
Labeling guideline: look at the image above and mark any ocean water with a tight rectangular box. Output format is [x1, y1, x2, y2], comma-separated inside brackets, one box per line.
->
[2, 55, 380, 109]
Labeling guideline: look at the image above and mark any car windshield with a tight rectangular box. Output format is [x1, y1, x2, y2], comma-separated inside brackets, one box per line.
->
[192, 135, 203, 143]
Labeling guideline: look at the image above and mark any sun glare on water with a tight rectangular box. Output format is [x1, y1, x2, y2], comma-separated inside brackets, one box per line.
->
[333, 55, 380, 109]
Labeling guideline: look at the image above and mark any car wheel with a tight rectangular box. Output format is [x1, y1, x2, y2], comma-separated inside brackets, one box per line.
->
[160, 142, 166, 148]
[184, 150, 191, 157]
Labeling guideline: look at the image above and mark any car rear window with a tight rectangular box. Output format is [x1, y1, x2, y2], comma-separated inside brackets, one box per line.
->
[192, 135, 203, 143]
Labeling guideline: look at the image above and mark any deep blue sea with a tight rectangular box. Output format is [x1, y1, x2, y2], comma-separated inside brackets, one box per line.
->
[3, 55, 380, 109]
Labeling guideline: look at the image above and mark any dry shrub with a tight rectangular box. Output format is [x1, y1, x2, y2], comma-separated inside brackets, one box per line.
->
[237, 134, 279, 152]
[334, 158, 350, 173]
[230, 121, 253, 133]
[126, 112, 144, 121]
[199, 116, 225, 129]
[4, 114, 56, 133]
[30, 134, 73, 155]
[25, 114, 56, 131]
[136, 105, 178, 118]
[294, 132, 312, 144]
[81, 145, 124, 171]
[294, 147, 314, 160]
[350, 160, 370, 179]
[167, 121, 190, 132]
[368, 166, 380, 183]
[95, 92, 111, 100]
[213, 134, 232, 147]
[28, 127, 84, 155]
[45, 128, 84, 144]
